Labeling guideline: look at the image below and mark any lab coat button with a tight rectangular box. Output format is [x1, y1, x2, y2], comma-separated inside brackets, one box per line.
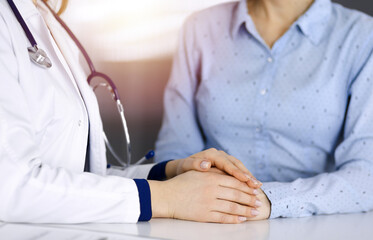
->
[78, 120, 82, 126]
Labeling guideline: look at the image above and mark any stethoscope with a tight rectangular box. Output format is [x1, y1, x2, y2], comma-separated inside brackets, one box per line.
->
[7, 0, 154, 168]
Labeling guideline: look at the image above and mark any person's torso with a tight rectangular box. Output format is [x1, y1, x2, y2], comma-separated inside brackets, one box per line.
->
[0, 0, 94, 173]
[190, 0, 373, 181]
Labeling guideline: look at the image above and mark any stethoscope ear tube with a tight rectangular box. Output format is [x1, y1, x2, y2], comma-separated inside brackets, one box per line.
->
[103, 132, 128, 167]
[89, 73, 132, 167]
[116, 99, 132, 166]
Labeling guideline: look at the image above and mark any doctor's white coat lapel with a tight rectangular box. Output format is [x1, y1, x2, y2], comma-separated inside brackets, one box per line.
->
[37, 3, 107, 176]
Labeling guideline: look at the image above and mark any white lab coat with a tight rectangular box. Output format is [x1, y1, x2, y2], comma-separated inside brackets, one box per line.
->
[0, 0, 154, 223]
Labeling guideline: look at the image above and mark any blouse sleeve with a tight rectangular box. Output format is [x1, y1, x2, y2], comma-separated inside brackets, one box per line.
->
[261, 36, 373, 218]
[155, 16, 205, 162]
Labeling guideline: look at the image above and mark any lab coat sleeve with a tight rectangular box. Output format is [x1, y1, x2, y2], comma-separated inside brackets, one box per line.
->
[107, 164, 155, 179]
[261, 38, 373, 218]
[0, 11, 147, 224]
[107, 161, 171, 181]
[155, 16, 205, 162]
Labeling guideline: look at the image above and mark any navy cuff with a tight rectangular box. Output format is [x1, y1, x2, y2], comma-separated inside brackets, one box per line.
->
[133, 179, 152, 221]
[147, 160, 173, 180]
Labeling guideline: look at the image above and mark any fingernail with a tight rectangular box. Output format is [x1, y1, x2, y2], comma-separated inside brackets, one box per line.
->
[253, 189, 259, 195]
[255, 200, 262, 207]
[250, 177, 261, 186]
[200, 161, 210, 169]
[238, 216, 247, 222]
[245, 173, 251, 179]
[251, 209, 260, 216]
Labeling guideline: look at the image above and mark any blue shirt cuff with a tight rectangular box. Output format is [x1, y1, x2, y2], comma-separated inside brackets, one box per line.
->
[147, 160, 173, 180]
[133, 179, 152, 221]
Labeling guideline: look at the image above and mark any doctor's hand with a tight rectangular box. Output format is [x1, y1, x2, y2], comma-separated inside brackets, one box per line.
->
[165, 148, 262, 189]
[149, 171, 262, 223]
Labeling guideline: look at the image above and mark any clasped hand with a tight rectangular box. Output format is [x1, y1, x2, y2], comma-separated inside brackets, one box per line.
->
[148, 148, 271, 223]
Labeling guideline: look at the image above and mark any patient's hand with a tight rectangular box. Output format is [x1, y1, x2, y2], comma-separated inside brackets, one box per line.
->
[166, 148, 262, 189]
[248, 188, 271, 220]
[204, 170, 271, 220]
[149, 171, 263, 223]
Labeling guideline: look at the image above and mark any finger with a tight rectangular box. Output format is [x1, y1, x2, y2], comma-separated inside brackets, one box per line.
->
[184, 149, 249, 182]
[208, 167, 225, 175]
[227, 155, 262, 188]
[215, 151, 262, 188]
[213, 199, 260, 218]
[247, 178, 262, 189]
[208, 150, 249, 182]
[180, 157, 212, 174]
[208, 211, 247, 224]
[218, 175, 259, 195]
[217, 186, 261, 208]
[227, 155, 251, 175]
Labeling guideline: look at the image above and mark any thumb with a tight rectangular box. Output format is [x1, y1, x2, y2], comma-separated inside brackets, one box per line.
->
[180, 157, 211, 174]
[199, 160, 211, 171]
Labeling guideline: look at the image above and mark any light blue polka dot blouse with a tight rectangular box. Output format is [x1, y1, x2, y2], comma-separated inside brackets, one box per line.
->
[155, 0, 373, 218]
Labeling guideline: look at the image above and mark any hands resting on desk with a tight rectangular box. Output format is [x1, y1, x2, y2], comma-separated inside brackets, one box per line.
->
[148, 148, 271, 223]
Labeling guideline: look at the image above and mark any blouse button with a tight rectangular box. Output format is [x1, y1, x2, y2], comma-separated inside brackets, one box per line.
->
[258, 163, 266, 169]
[256, 126, 262, 133]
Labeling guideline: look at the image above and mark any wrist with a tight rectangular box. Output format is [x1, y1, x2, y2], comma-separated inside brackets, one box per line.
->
[165, 159, 179, 179]
[148, 180, 173, 218]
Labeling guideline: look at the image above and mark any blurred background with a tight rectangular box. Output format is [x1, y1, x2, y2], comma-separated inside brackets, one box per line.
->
[60, 0, 373, 165]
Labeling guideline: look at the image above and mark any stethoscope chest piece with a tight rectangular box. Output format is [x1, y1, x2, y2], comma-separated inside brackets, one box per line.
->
[28, 45, 52, 68]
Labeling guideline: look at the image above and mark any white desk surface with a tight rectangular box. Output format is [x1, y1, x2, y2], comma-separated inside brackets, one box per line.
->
[1, 211, 372, 240]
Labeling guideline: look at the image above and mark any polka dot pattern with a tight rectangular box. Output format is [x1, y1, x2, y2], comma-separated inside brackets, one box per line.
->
[155, 0, 373, 218]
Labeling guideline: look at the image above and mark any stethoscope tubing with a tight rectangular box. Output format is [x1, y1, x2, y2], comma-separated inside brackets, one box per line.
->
[40, 0, 131, 166]
[6, 0, 37, 47]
